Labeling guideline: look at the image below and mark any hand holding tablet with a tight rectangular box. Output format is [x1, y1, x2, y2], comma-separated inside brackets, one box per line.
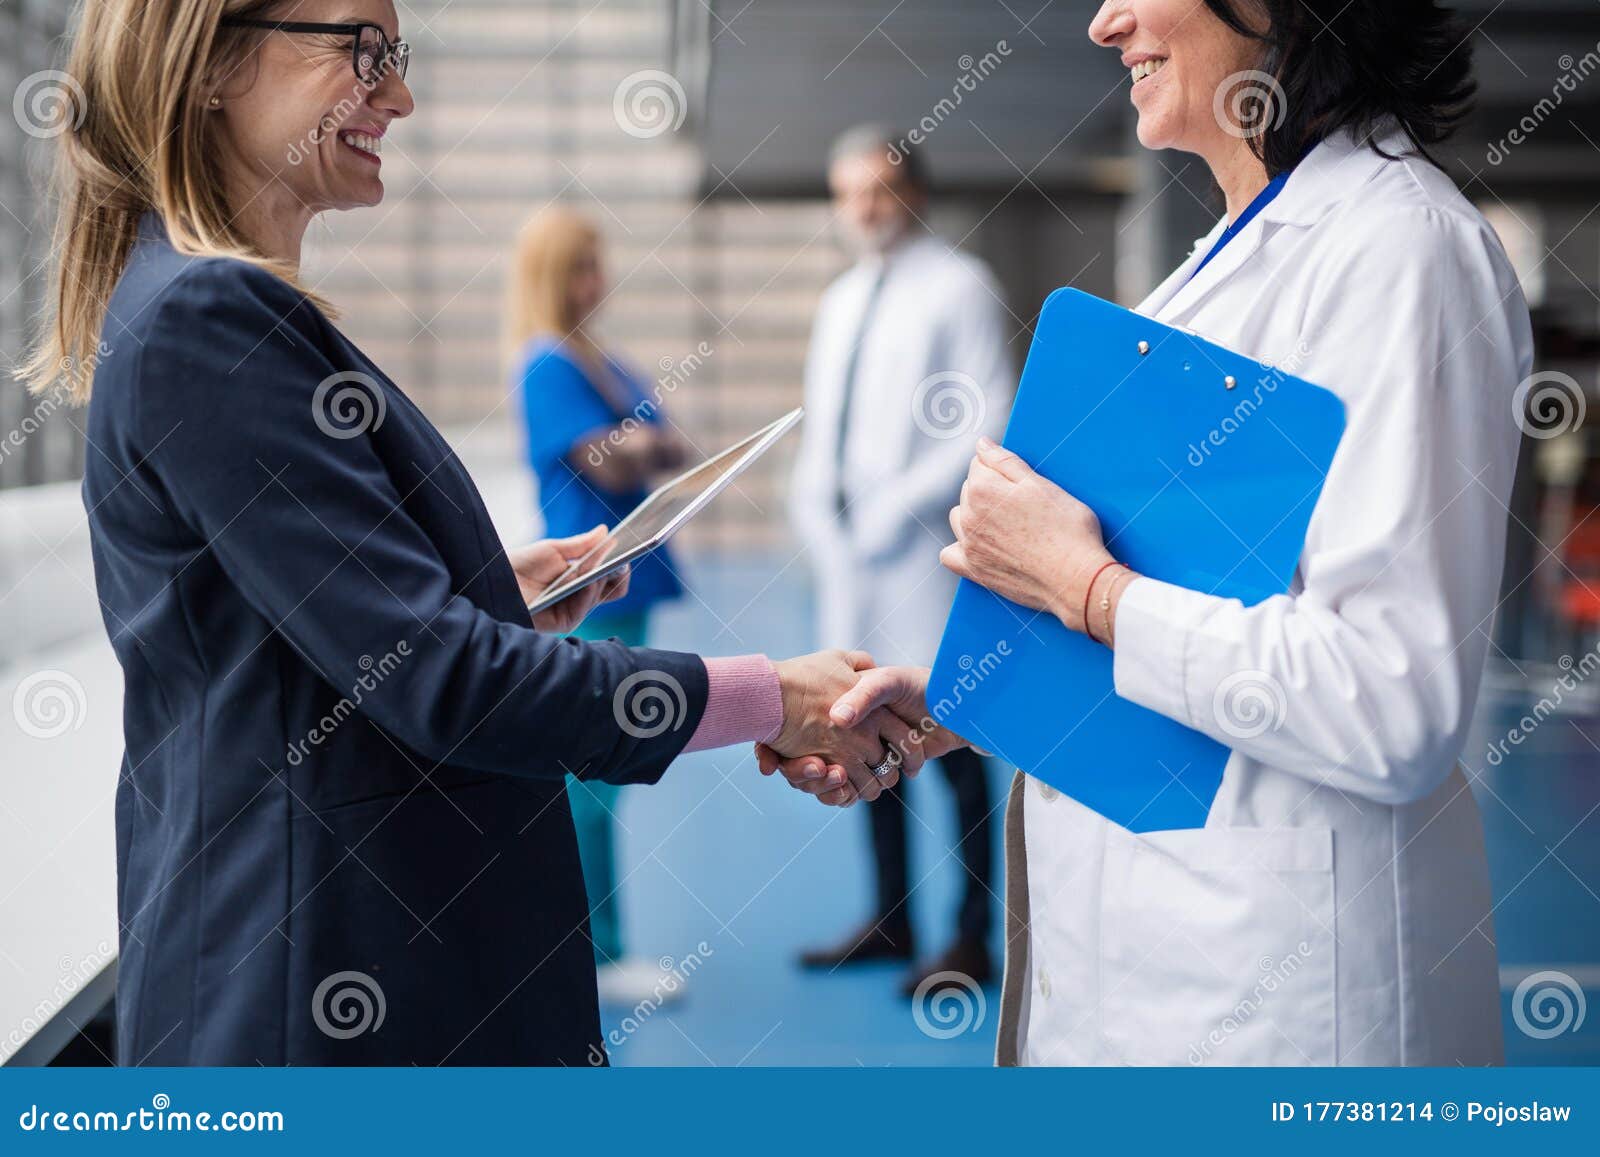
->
[525, 408, 804, 617]
[507, 526, 634, 633]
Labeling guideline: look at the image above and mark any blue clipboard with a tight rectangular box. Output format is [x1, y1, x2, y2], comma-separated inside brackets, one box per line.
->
[928, 288, 1345, 832]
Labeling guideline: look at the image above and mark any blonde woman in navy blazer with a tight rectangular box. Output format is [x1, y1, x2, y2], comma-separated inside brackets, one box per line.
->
[21, 0, 948, 1065]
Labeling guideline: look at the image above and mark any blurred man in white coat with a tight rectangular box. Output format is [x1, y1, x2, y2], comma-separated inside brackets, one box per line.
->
[788, 124, 1016, 994]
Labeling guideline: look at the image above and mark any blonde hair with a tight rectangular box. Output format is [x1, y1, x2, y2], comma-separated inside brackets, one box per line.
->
[503, 206, 604, 375]
[17, 0, 328, 405]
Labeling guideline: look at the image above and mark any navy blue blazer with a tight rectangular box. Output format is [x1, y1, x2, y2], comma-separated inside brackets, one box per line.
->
[83, 214, 709, 1065]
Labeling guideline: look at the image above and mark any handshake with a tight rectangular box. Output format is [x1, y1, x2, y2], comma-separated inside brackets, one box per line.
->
[509, 531, 969, 804]
[760, 652, 969, 807]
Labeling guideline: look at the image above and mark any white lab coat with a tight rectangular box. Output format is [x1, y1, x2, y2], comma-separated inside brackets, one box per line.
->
[998, 126, 1534, 1067]
[790, 233, 1016, 664]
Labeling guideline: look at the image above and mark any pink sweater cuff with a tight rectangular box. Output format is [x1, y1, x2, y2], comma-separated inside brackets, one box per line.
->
[683, 655, 785, 752]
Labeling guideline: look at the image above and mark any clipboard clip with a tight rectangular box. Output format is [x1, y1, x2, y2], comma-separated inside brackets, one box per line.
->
[1138, 334, 1239, 389]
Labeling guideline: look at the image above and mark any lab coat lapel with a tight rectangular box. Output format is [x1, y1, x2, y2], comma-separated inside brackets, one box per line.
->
[1151, 212, 1272, 324]
[822, 259, 885, 444]
[1137, 220, 1225, 317]
[1145, 127, 1399, 324]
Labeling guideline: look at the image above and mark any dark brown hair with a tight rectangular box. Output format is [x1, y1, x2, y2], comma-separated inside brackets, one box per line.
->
[1204, 0, 1476, 175]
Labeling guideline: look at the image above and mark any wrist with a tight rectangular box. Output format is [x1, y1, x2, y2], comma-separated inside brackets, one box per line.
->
[772, 651, 862, 754]
[1098, 567, 1138, 647]
[772, 657, 802, 747]
[683, 655, 784, 753]
[1058, 551, 1117, 631]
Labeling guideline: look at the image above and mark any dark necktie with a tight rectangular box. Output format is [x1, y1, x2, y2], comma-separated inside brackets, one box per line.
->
[833, 265, 888, 519]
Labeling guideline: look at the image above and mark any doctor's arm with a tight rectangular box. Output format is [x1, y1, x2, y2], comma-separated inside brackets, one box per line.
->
[946, 211, 1531, 806]
[519, 352, 683, 495]
[569, 424, 686, 492]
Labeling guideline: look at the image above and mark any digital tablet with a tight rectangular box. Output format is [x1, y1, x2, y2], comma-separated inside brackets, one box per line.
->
[526, 407, 804, 617]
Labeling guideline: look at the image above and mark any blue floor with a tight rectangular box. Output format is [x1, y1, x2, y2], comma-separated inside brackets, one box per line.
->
[1473, 673, 1600, 1066]
[596, 554, 1600, 1066]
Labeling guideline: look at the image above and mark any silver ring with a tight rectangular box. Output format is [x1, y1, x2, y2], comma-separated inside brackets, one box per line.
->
[869, 746, 903, 779]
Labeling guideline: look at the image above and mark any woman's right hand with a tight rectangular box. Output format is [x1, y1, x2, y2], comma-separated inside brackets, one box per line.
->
[757, 665, 970, 807]
[763, 651, 941, 803]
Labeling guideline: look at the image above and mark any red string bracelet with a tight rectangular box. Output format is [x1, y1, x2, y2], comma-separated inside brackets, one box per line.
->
[1081, 560, 1121, 642]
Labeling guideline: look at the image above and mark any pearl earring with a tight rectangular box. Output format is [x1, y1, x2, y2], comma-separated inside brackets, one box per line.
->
[208, 95, 221, 108]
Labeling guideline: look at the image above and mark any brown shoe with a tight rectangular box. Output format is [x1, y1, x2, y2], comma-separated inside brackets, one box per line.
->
[797, 917, 915, 968]
[899, 936, 994, 998]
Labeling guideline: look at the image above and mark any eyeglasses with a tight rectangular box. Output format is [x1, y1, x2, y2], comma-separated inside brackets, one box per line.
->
[220, 18, 411, 87]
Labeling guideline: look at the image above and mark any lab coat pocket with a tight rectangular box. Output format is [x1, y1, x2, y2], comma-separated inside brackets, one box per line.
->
[1098, 824, 1337, 1066]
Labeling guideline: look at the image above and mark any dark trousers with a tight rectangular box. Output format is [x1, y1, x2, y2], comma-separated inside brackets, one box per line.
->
[869, 747, 993, 941]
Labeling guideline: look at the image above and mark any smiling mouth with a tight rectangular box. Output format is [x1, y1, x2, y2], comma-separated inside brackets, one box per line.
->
[1131, 58, 1169, 85]
[338, 130, 383, 163]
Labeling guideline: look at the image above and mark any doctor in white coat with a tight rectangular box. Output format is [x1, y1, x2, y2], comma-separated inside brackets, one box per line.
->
[766, 0, 1533, 1065]
[789, 126, 1015, 679]
[787, 125, 1016, 988]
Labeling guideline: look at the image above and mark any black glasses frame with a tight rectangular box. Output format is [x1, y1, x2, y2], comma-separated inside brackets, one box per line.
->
[219, 18, 410, 86]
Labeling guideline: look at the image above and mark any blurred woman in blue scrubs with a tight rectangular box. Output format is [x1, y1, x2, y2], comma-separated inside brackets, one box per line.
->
[507, 207, 691, 1004]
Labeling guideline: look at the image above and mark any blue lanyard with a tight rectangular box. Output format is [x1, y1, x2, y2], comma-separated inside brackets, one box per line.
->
[1186, 168, 1294, 284]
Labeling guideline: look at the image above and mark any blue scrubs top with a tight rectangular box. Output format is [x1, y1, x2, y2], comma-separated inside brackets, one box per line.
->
[516, 338, 683, 618]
